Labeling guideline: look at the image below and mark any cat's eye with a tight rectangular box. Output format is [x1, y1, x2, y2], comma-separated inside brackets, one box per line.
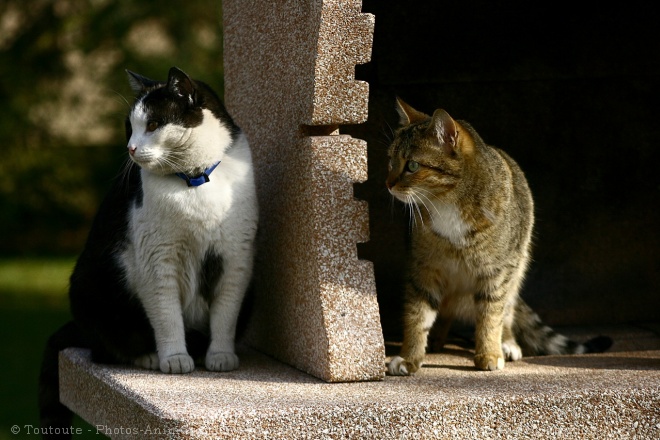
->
[146, 121, 159, 132]
[406, 160, 420, 173]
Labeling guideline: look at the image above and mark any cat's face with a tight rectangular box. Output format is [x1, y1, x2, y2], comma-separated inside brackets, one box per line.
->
[386, 99, 466, 206]
[125, 67, 234, 176]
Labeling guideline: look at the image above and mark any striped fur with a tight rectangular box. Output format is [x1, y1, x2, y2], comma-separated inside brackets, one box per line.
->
[386, 99, 611, 373]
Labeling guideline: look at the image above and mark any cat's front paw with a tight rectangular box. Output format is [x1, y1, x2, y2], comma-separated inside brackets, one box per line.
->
[134, 352, 160, 370]
[206, 351, 239, 372]
[474, 353, 505, 371]
[160, 353, 195, 374]
[387, 356, 418, 376]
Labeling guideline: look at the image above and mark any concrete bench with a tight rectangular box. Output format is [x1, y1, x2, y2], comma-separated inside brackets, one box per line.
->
[60, 325, 660, 439]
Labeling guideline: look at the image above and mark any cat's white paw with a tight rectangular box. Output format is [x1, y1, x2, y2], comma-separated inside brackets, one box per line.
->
[134, 352, 160, 370]
[160, 353, 195, 374]
[502, 341, 523, 361]
[387, 356, 411, 376]
[206, 352, 239, 372]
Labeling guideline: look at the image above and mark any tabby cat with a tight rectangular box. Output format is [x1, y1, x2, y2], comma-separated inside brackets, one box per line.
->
[39, 67, 258, 435]
[386, 98, 611, 373]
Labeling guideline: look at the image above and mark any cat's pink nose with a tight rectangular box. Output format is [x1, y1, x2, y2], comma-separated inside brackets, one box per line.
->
[128, 145, 137, 156]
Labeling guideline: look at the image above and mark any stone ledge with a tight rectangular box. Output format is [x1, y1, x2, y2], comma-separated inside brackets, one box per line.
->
[60, 325, 660, 439]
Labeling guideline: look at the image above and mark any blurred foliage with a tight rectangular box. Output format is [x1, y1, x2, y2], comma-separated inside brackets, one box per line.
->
[0, 257, 75, 307]
[0, 0, 225, 256]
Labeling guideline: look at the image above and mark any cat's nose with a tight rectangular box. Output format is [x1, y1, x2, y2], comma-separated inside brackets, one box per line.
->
[128, 145, 137, 156]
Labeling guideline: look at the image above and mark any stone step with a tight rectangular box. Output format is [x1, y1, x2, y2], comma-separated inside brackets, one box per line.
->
[60, 325, 660, 439]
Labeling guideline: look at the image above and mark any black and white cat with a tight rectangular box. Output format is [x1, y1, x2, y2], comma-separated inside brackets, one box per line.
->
[39, 67, 258, 434]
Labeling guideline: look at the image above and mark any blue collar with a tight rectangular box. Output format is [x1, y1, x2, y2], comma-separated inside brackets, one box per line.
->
[175, 162, 221, 187]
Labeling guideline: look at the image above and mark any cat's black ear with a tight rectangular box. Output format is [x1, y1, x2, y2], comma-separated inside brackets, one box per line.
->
[167, 67, 196, 105]
[126, 70, 159, 95]
[396, 97, 430, 126]
[429, 109, 459, 152]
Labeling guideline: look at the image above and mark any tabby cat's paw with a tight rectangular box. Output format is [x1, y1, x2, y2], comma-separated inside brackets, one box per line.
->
[160, 353, 195, 374]
[206, 352, 239, 372]
[474, 353, 505, 371]
[502, 341, 522, 361]
[134, 352, 160, 370]
[387, 356, 417, 376]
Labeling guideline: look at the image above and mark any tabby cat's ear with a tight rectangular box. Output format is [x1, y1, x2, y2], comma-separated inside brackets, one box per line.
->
[396, 97, 430, 126]
[126, 70, 160, 95]
[429, 109, 459, 153]
[167, 67, 196, 105]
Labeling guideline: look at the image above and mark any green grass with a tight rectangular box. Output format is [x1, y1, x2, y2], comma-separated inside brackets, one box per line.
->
[0, 258, 73, 308]
[0, 257, 101, 440]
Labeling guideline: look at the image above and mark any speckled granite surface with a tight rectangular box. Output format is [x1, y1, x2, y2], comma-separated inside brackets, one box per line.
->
[223, 0, 383, 382]
[60, 325, 660, 439]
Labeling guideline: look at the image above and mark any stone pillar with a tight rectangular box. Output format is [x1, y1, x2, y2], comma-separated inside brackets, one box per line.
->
[223, 0, 384, 382]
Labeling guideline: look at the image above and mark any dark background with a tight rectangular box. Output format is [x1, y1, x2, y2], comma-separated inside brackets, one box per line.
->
[346, 0, 660, 341]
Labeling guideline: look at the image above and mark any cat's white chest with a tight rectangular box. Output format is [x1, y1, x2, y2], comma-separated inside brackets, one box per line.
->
[429, 202, 470, 247]
[139, 171, 234, 230]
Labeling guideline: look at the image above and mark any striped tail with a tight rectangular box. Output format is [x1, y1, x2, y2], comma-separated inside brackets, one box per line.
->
[512, 300, 612, 356]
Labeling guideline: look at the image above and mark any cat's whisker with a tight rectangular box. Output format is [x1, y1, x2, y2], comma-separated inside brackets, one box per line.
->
[154, 158, 168, 174]
[412, 186, 443, 206]
[376, 131, 393, 149]
[109, 89, 132, 110]
[117, 158, 136, 189]
[156, 155, 186, 174]
[394, 192, 421, 230]
[164, 152, 195, 170]
[406, 199, 414, 229]
[376, 138, 392, 150]
[412, 186, 442, 202]
[405, 195, 424, 229]
[411, 187, 448, 219]
[383, 120, 395, 141]
[388, 193, 397, 221]
[407, 201, 417, 231]
[408, 191, 429, 216]
[400, 196, 413, 230]
[413, 211, 421, 229]
[417, 208, 425, 227]
[411, 189, 443, 220]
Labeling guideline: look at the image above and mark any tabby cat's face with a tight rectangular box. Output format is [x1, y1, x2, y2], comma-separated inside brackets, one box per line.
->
[386, 118, 462, 206]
